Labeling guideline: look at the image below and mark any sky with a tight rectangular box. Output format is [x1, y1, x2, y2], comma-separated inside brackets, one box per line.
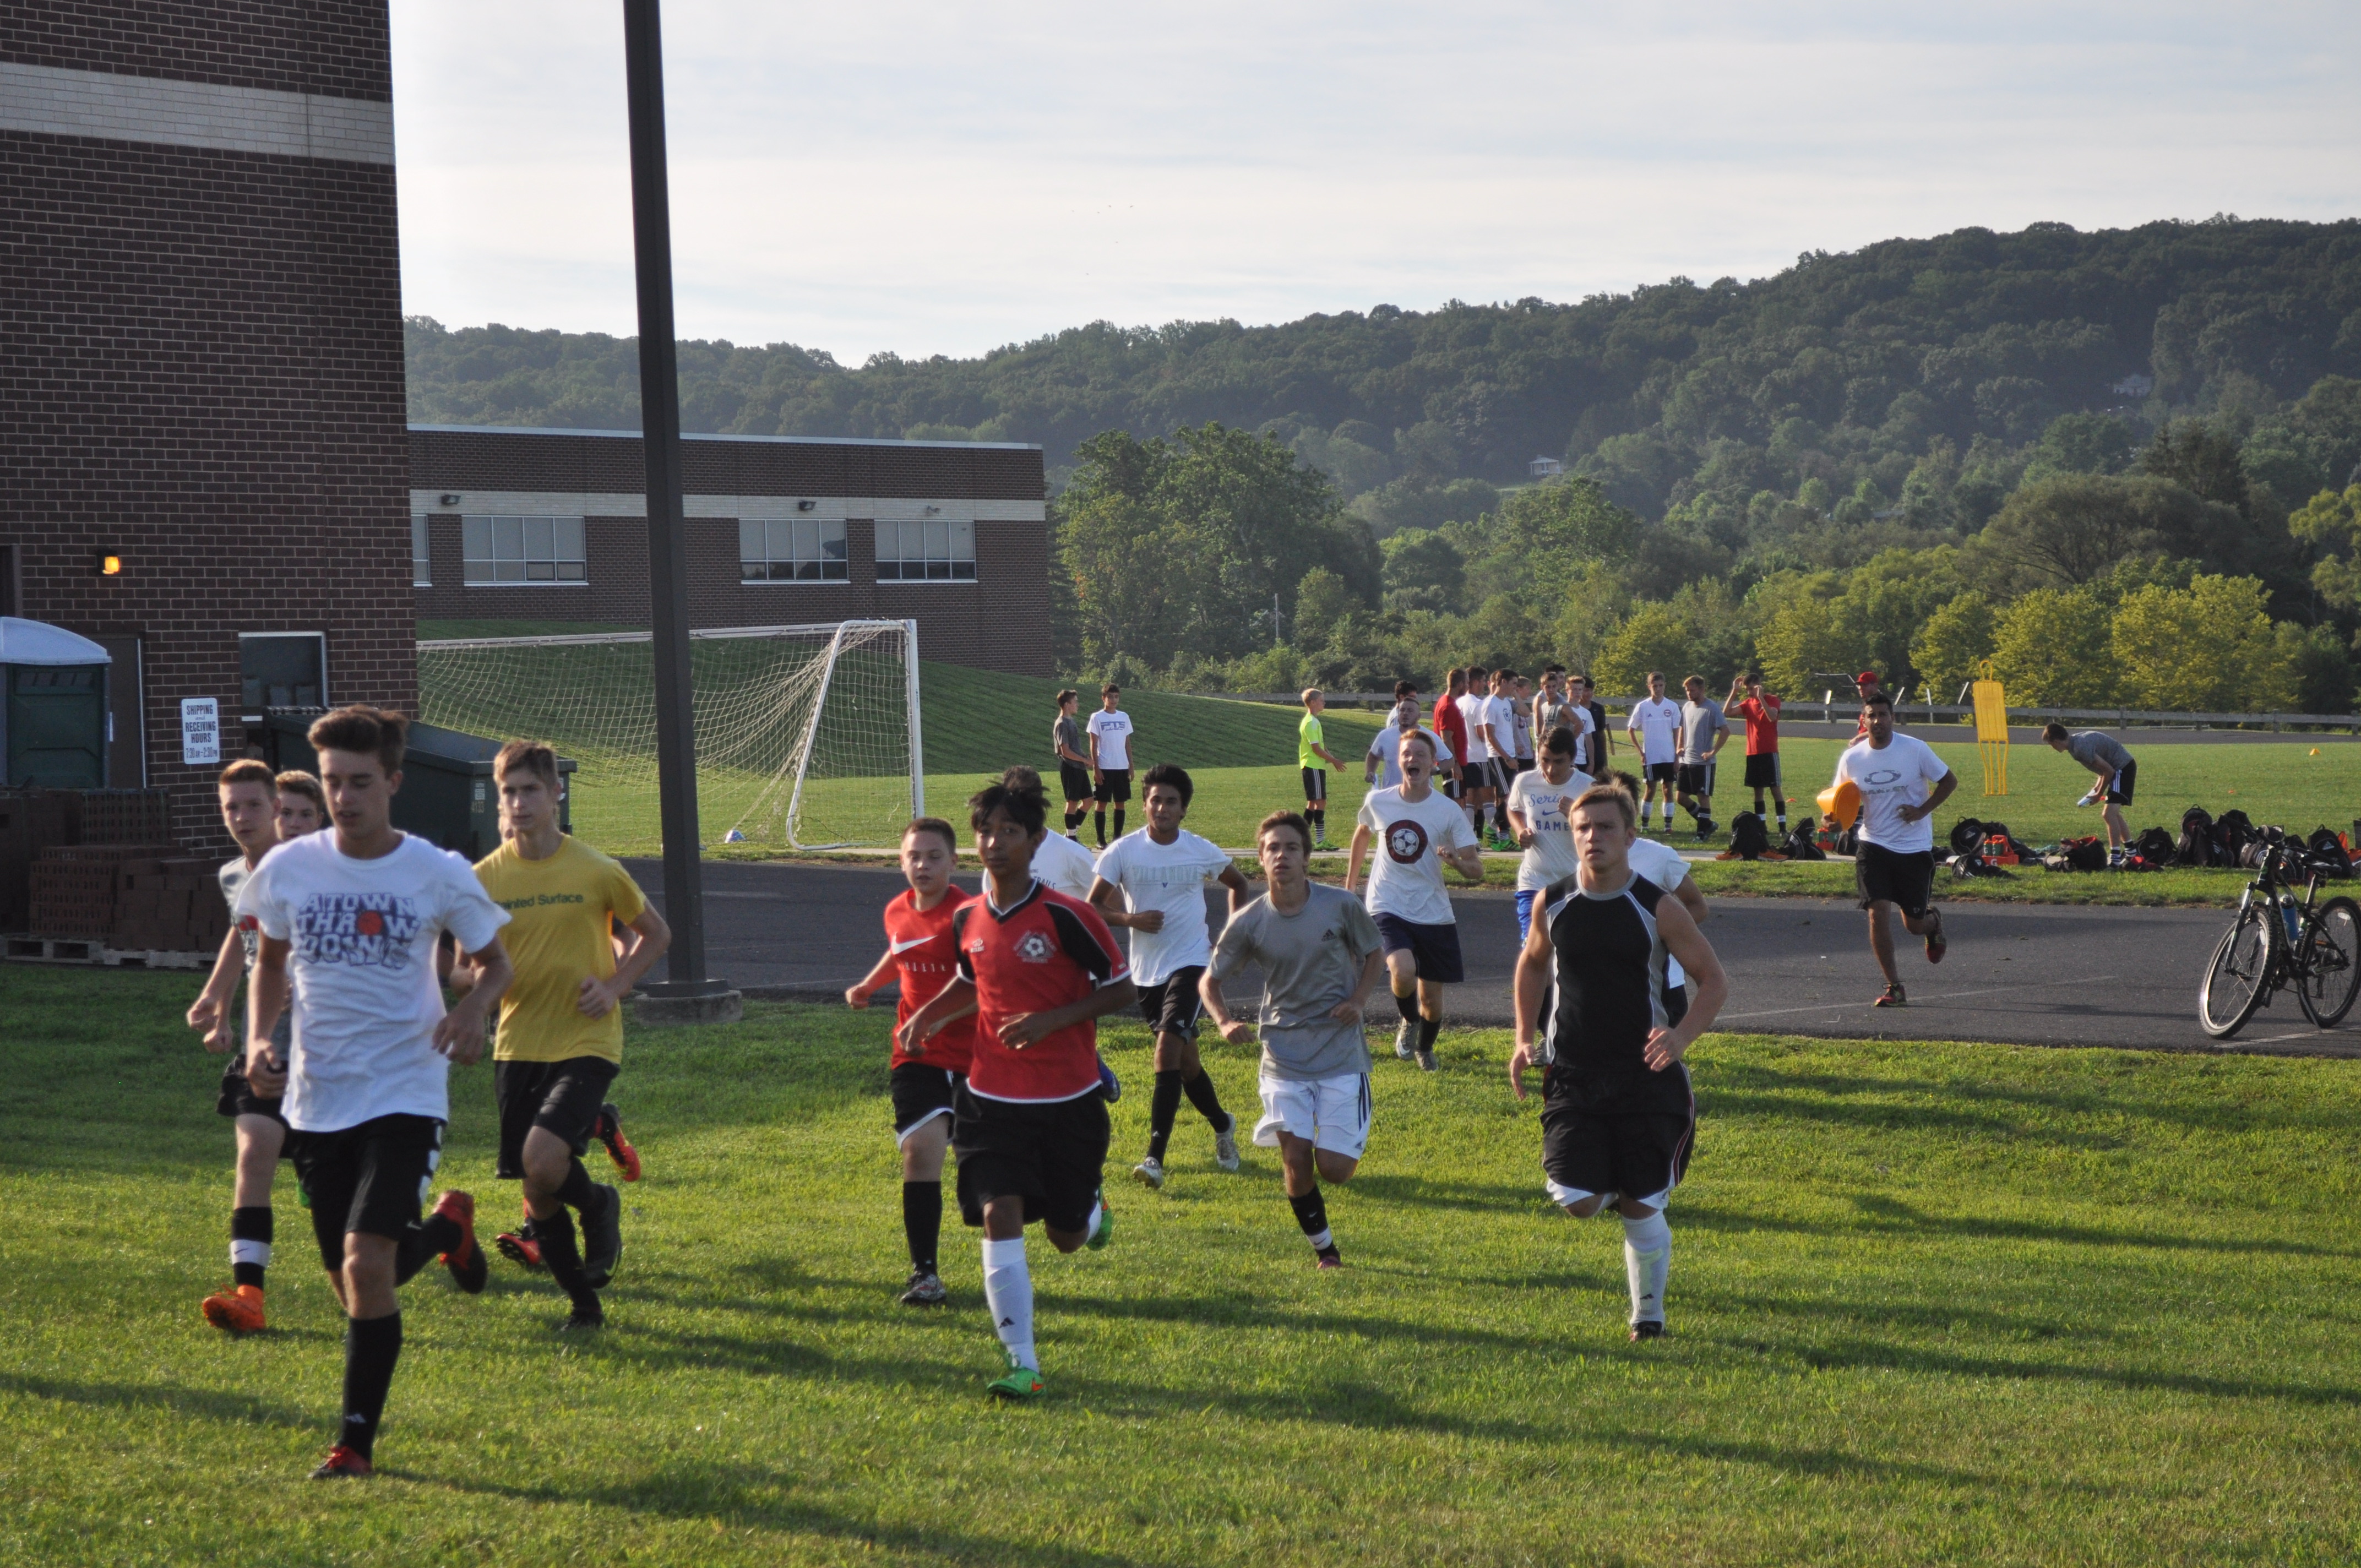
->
[388, 1, 2361, 365]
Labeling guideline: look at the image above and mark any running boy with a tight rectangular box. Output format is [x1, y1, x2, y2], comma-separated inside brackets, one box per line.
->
[1090, 763, 1250, 1189]
[1086, 683, 1135, 848]
[1346, 731, 1485, 1071]
[1625, 673, 1682, 834]
[238, 705, 513, 1478]
[1052, 690, 1094, 840]
[1298, 688, 1349, 847]
[1201, 811, 1385, 1269]
[1728, 672, 1787, 832]
[847, 817, 977, 1306]
[900, 774, 1134, 1398]
[1504, 726, 1593, 941]
[472, 741, 671, 1331]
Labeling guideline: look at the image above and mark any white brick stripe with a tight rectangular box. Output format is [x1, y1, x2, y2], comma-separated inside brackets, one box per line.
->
[409, 490, 1047, 524]
[0, 60, 393, 165]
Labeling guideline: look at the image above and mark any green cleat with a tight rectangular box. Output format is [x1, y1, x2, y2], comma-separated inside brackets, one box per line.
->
[1086, 1189, 1113, 1250]
[988, 1351, 1045, 1400]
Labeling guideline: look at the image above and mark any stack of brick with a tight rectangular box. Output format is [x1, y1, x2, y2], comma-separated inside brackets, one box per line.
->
[1, 790, 84, 932]
[28, 843, 189, 947]
[114, 856, 232, 954]
[78, 790, 175, 846]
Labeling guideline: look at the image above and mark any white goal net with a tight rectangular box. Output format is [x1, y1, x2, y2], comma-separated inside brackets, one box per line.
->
[415, 620, 923, 854]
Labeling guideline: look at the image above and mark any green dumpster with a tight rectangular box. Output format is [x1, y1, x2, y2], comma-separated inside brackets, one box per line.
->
[262, 712, 574, 862]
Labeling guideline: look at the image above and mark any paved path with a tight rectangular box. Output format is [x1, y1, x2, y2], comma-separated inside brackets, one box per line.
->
[626, 859, 2361, 1060]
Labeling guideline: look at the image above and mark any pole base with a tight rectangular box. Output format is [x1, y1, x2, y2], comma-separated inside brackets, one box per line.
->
[628, 981, 743, 1027]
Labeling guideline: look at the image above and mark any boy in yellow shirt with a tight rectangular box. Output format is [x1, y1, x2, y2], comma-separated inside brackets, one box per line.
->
[471, 741, 671, 1329]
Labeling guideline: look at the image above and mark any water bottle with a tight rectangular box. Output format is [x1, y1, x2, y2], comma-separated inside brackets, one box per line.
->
[2281, 896, 2300, 945]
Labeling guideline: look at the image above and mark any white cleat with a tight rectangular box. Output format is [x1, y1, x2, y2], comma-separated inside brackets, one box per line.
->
[1394, 1021, 1417, 1060]
[1214, 1116, 1242, 1172]
[1131, 1155, 1166, 1190]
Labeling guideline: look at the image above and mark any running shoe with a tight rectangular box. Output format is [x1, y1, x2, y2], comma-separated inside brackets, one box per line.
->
[1131, 1155, 1166, 1190]
[1925, 916, 1947, 965]
[1214, 1114, 1242, 1172]
[591, 1103, 641, 1182]
[900, 1269, 948, 1305]
[431, 1190, 487, 1295]
[558, 1304, 605, 1333]
[1629, 1319, 1667, 1343]
[494, 1210, 545, 1271]
[200, 1283, 266, 1335]
[1315, 1246, 1343, 1271]
[1873, 983, 1907, 1008]
[1415, 1048, 1438, 1072]
[1086, 1190, 1114, 1250]
[1394, 1020, 1417, 1060]
[308, 1445, 373, 1480]
[580, 1182, 623, 1289]
[988, 1351, 1045, 1400]
[1096, 1059, 1123, 1102]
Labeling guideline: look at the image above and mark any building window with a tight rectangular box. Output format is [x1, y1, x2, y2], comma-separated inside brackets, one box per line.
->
[412, 515, 432, 586]
[240, 631, 327, 721]
[740, 519, 847, 581]
[463, 515, 586, 584]
[875, 518, 976, 581]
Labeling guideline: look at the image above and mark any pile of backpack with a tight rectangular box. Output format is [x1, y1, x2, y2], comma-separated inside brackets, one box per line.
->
[2170, 808, 2353, 876]
[1711, 812, 1831, 862]
[1946, 818, 2035, 878]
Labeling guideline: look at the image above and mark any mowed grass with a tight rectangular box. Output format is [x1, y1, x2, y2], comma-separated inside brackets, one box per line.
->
[7, 966, 2361, 1566]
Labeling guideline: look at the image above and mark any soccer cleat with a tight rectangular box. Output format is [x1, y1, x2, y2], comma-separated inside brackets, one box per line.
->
[1315, 1246, 1343, 1271]
[988, 1351, 1046, 1400]
[1087, 1191, 1114, 1251]
[1096, 1059, 1123, 1102]
[1629, 1319, 1667, 1342]
[899, 1269, 948, 1306]
[200, 1283, 266, 1335]
[1131, 1155, 1166, 1190]
[1873, 983, 1907, 1008]
[494, 1210, 546, 1272]
[432, 1190, 487, 1295]
[1415, 1047, 1438, 1072]
[1924, 917, 1947, 965]
[580, 1182, 623, 1289]
[1214, 1115, 1242, 1172]
[592, 1103, 641, 1182]
[558, 1305, 606, 1333]
[1394, 1020, 1417, 1060]
[308, 1445, 373, 1480]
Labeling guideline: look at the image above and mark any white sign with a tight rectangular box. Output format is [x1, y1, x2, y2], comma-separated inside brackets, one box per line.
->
[181, 697, 221, 766]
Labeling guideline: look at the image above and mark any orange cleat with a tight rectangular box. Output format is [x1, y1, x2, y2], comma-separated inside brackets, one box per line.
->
[200, 1283, 266, 1334]
[431, 1190, 487, 1294]
[593, 1102, 641, 1182]
[494, 1202, 546, 1271]
[308, 1444, 373, 1480]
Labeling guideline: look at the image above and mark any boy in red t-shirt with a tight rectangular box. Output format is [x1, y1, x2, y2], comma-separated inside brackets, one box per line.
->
[1728, 672, 1788, 832]
[847, 816, 977, 1308]
[1432, 667, 1470, 802]
[901, 775, 1136, 1399]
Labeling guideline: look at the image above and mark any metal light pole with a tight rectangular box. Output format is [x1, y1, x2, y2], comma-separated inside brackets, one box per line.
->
[622, 0, 728, 1004]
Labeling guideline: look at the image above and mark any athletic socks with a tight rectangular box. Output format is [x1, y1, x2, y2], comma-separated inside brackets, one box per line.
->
[1639, 803, 1653, 829]
[391, 1212, 461, 1286]
[553, 1158, 598, 1212]
[1113, 808, 1127, 839]
[903, 1180, 943, 1275]
[982, 1236, 1036, 1370]
[230, 1205, 272, 1291]
[534, 1204, 604, 1319]
[1307, 807, 1325, 840]
[1622, 1211, 1671, 1326]
[1146, 1070, 1183, 1162]
[1287, 1187, 1334, 1252]
[338, 1311, 402, 1463]
[1417, 1017, 1441, 1050]
[1093, 808, 1106, 846]
[1393, 989, 1420, 1024]
[1181, 1067, 1227, 1129]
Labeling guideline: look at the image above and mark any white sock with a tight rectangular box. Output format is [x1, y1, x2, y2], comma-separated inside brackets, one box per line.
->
[982, 1237, 1036, 1369]
[230, 1239, 271, 1269]
[1622, 1211, 1670, 1325]
[1081, 1196, 1103, 1239]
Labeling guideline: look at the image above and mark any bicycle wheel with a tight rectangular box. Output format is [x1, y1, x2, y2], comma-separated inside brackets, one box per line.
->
[2297, 896, 2361, 1026]
[2200, 905, 2277, 1038]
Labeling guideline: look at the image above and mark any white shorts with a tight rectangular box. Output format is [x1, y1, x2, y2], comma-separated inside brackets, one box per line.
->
[1253, 1069, 1372, 1160]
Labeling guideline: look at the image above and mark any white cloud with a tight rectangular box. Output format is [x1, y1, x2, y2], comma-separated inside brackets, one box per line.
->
[388, 1, 2361, 362]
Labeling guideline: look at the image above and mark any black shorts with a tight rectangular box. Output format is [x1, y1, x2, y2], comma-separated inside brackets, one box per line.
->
[1743, 753, 1782, 791]
[1644, 761, 1678, 785]
[1095, 768, 1132, 804]
[953, 1085, 1111, 1234]
[2105, 758, 2136, 806]
[1540, 1065, 1695, 1204]
[1059, 762, 1095, 803]
[290, 1113, 443, 1271]
[1301, 766, 1328, 803]
[493, 1055, 620, 1180]
[1676, 764, 1711, 796]
[216, 1054, 290, 1128]
[891, 1060, 964, 1140]
[1856, 842, 1936, 918]
[1138, 968, 1206, 1038]
[1373, 913, 1465, 984]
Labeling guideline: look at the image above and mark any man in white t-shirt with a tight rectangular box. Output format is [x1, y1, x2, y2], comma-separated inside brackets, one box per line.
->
[1832, 691, 1957, 1008]
[1346, 731, 1484, 1071]
[1504, 727, 1593, 943]
[1455, 663, 1499, 839]
[1624, 672, 1683, 835]
[1089, 763, 1250, 1190]
[1085, 683, 1136, 850]
[1482, 669, 1524, 848]
[1366, 690, 1454, 791]
[237, 706, 514, 1481]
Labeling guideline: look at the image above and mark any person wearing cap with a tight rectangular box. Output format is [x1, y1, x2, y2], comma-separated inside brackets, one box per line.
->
[1830, 689, 1956, 1008]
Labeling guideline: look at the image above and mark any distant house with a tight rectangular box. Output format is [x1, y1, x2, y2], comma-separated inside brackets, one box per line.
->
[1529, 456, 1565, 478]
[2112, 373, 2156, 398]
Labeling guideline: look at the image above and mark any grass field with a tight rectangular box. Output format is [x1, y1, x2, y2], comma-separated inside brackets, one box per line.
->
[9, 967, 2361, 1565]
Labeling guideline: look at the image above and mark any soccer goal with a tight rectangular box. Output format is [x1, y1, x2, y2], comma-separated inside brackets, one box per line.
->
[415, 620, 924, 853]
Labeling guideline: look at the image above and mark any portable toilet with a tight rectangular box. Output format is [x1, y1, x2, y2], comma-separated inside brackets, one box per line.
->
[0, 618, 111, 788]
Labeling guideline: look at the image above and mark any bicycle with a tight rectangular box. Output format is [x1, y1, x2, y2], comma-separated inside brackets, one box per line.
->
[2198, 831, 2361, 1038]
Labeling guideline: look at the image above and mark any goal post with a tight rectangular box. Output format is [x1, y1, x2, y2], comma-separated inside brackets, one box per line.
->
[415, 619, 923, 854]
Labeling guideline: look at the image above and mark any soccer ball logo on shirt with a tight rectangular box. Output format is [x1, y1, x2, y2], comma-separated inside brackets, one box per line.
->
[1385, 820, 1429, 864]
[1014, 931, 1056, 963]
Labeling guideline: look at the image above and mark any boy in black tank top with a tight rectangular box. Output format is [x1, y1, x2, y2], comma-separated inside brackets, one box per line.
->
[1510, 782, 1726, 1341]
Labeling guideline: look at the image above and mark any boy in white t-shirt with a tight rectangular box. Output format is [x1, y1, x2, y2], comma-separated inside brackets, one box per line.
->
[1834, 692, 1957, 1008]
[1089, 764, 1250, 1189]
[1455, 663, 1498, 839]
[1085, 684, 1136, 849]
[1624, 672, 1683, 834]
[1345, 731, 1485, 1071]
[237, 706, 514, 1480]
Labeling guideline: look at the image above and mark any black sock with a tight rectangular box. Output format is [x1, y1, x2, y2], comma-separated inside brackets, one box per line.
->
[534, 1205, 603, 1317]
[1094, 808, 1107, 846]
[1147, 1070, 1183, 1161]
[1287, 1187, 1334, 1250]
[1182, 1067, 1228, 1129]
[1393, 989, 1419, 1023]
[1418, 1017, 1440, 1049]
[902, 1180, 942, 1275]
[553, 1158, 598, 1212]
[338, 1311, 402, 1462]
[392, 1213, 460, 1286]
[231, 1205, 271, 1291]
[1309, 807, 1325, 835]
[1113, 808, 1127, 838]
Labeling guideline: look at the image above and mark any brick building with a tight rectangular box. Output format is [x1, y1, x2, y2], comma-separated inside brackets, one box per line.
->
[409, 425, 1051, 673]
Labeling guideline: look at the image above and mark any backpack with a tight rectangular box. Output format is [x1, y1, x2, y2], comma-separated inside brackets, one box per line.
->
[1948, 819, 1988, 857]
[1782, 817, 1828, 861]
[2132, 826, 2175, 865]
[2216, 809, 2255, 862]
[1833, 824, 1860, 857]
[2308, 827, 2352, 878]
[1727, 811, 1772, 861]
[2178, 807, 2219, 868]
[2062, 835, 2109, 872]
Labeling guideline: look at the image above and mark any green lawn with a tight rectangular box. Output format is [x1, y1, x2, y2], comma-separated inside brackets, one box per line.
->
[7, 968, 2361, 1565]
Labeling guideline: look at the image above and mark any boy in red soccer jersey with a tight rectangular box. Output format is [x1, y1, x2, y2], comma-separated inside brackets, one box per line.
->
[901, 774, 1136, 1398]
[847, 816, 977, 1306]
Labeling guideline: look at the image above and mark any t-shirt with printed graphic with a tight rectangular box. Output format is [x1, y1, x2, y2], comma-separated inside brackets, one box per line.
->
[883, 886, 975, 1071]
[1091, 826, 1231, 986]
[1833, 734, 1952, 855]
[1506, 764, 1595, 890]
[237, 831, 509, 1134]
[954, 881, 1129, 1102]
[1628, 696, 1682, 766]
[474, 835, 649, 1066]
[1355, 785, 1478, 927]
[1087, 709, 1134, 771]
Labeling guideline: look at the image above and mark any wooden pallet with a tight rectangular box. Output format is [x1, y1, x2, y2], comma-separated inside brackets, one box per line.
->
[3, 935, 209, 970]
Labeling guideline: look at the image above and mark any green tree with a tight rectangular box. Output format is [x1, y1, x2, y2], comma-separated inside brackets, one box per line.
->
[1754, 593, 1851, 700]
[2137, 420, 2251, 515]
[1829, 547, 1964, 689]
[2290, 484, 2361, 608]
[2021, 412, 2134, 481]
[1379, 528, 1466, 613]
[1978, 474, 2245, 589]
[1590, 601, 1696, 700]
[1489, 477, 1640, 591]
[1911, 591, 1998, 701]
[1292, 567, 1355, 649]
[1989, 587, 2117, 705]
[2109, 575, 2293, 712]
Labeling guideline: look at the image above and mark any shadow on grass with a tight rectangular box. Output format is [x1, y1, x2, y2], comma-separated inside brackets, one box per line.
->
[1674, 1195, 2361, 1260]
[0, 1368, 315, 1431]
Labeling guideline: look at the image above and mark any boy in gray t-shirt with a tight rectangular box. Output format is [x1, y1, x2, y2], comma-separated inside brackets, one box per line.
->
[2045, 723, 2137, 862]
[1202, 811, 1385, 1269]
